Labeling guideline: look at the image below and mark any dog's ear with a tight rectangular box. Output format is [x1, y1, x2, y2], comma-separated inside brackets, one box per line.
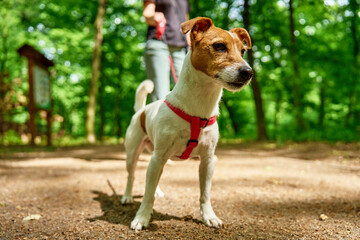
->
[230, 28, 252, 49]
[181, 17, 213, 42]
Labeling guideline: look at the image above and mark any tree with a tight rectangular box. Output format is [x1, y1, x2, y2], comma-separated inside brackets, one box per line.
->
[346, 0, 359, 128]
[86, 0, 107, 143]
[0, 0, 359, 145]
[243, 0, 269, 141]
[288, 0, 304, 131]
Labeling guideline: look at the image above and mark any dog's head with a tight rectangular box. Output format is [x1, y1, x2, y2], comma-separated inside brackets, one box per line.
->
[181, 17, 253, 91]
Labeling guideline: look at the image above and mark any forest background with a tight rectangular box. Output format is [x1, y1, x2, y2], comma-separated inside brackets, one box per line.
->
[0, 0, 359, 146]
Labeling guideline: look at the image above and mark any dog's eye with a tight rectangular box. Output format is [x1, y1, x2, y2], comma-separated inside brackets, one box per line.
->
[213, 43, 227, 52]
[241, 49, 246, 56]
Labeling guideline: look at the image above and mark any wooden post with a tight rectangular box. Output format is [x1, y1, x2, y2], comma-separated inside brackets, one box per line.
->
[18, 44, 54, 146]
[46, 110, 52, 146]
[27, 58, 36, 146]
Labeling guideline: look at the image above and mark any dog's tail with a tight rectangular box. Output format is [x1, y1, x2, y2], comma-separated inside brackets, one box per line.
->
[134, 80, 154, 112]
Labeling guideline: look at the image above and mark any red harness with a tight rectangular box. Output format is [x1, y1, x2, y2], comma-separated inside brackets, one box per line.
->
[164, 100, 217, 160]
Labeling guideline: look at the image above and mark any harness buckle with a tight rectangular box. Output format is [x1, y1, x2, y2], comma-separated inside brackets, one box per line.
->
[200, 118, 210, 128]
[187, 139, 199, 147]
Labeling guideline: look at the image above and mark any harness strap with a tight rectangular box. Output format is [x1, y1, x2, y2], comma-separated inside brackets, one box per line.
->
[164, 100, 217, 160]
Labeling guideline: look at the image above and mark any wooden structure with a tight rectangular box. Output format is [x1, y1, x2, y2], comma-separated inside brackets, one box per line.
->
[18, 44, 54, 146]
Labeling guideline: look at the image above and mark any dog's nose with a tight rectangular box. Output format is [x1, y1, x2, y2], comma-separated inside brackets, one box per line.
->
[239, 67, 254, 82]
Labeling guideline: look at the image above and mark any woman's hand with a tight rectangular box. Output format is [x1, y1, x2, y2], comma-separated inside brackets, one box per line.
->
[143, 2, 166, 27]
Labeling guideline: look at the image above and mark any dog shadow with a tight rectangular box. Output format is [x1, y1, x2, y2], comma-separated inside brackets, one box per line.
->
[88, 191, 202, 231]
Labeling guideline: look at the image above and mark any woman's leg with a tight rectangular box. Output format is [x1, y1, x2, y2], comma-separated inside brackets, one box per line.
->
[144, 40, 171, 101]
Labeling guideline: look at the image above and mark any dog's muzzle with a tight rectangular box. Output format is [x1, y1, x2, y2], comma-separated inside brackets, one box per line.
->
[217, 65, 254, 89]
[238, 66, 254, 82]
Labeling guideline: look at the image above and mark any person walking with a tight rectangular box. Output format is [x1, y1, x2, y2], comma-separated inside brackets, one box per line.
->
[143, 0, 191, 101]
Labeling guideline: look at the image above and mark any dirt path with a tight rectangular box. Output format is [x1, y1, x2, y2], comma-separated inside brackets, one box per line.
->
[0, 143, 359, 239]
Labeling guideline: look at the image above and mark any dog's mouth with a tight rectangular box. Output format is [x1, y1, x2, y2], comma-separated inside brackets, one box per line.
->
[226, 81, 246, 88]
[214, 73, 252, 91]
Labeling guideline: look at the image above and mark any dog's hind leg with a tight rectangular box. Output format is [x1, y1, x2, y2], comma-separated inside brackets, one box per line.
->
[143, 136, 165, 198]
[121, 122, 146, 204]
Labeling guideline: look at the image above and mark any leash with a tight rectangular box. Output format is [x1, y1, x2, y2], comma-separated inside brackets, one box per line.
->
[164, 99, 217, 160]
[169, 56, 178, 83]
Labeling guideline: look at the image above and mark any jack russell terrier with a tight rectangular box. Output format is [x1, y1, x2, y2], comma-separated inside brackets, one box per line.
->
[121, 17, 253, 230]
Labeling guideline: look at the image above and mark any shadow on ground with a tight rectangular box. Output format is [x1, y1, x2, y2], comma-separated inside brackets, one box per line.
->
[0, 145, 128, 162]
[88, 191, 203, 231]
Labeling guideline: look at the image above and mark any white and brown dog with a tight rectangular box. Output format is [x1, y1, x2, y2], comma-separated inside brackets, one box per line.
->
[121, 17, 253, 230]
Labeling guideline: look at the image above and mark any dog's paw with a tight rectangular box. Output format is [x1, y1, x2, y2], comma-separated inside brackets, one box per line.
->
[130, 215, 150, 231]
[201, 204, 223, 228]
[120, 195, 133, 204]
[203, 216, 223, 228]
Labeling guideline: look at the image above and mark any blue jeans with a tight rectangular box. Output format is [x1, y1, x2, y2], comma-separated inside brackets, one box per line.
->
[144, 40, 186, 101]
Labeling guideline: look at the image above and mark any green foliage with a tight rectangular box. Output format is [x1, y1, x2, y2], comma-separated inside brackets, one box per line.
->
[0, 130, 22, 145]
[0, 0, 359, 145]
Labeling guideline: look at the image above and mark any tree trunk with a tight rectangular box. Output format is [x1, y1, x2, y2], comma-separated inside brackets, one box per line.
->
[222, 97, 239, 134]
[86, 0, 107, 143]
[0, 73, 9, 136]
[319, 81, 325, 128]
[262, 29, 283, 140]
[98, 75, 105, 141]
[273, 89, 281, 140]
[114, 78, 122, 138]
[289, 0, 304, 131]
[346, 0, 359, 127]
[113, 54, 123, 138]
[243, 0, 269, 141]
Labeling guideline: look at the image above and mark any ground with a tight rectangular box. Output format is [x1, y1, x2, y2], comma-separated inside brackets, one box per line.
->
[0, 142, 359, 239]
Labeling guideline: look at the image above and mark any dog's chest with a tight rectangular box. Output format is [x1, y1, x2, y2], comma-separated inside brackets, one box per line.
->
[169, 123, 218, 159]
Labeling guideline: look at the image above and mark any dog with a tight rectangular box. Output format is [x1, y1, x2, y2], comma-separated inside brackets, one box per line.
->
[121, 17, 253, 231]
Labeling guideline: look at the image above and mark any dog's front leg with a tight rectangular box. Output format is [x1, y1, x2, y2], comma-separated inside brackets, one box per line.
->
[131, 154, 166, 231]
[199, 155, 223, 228]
